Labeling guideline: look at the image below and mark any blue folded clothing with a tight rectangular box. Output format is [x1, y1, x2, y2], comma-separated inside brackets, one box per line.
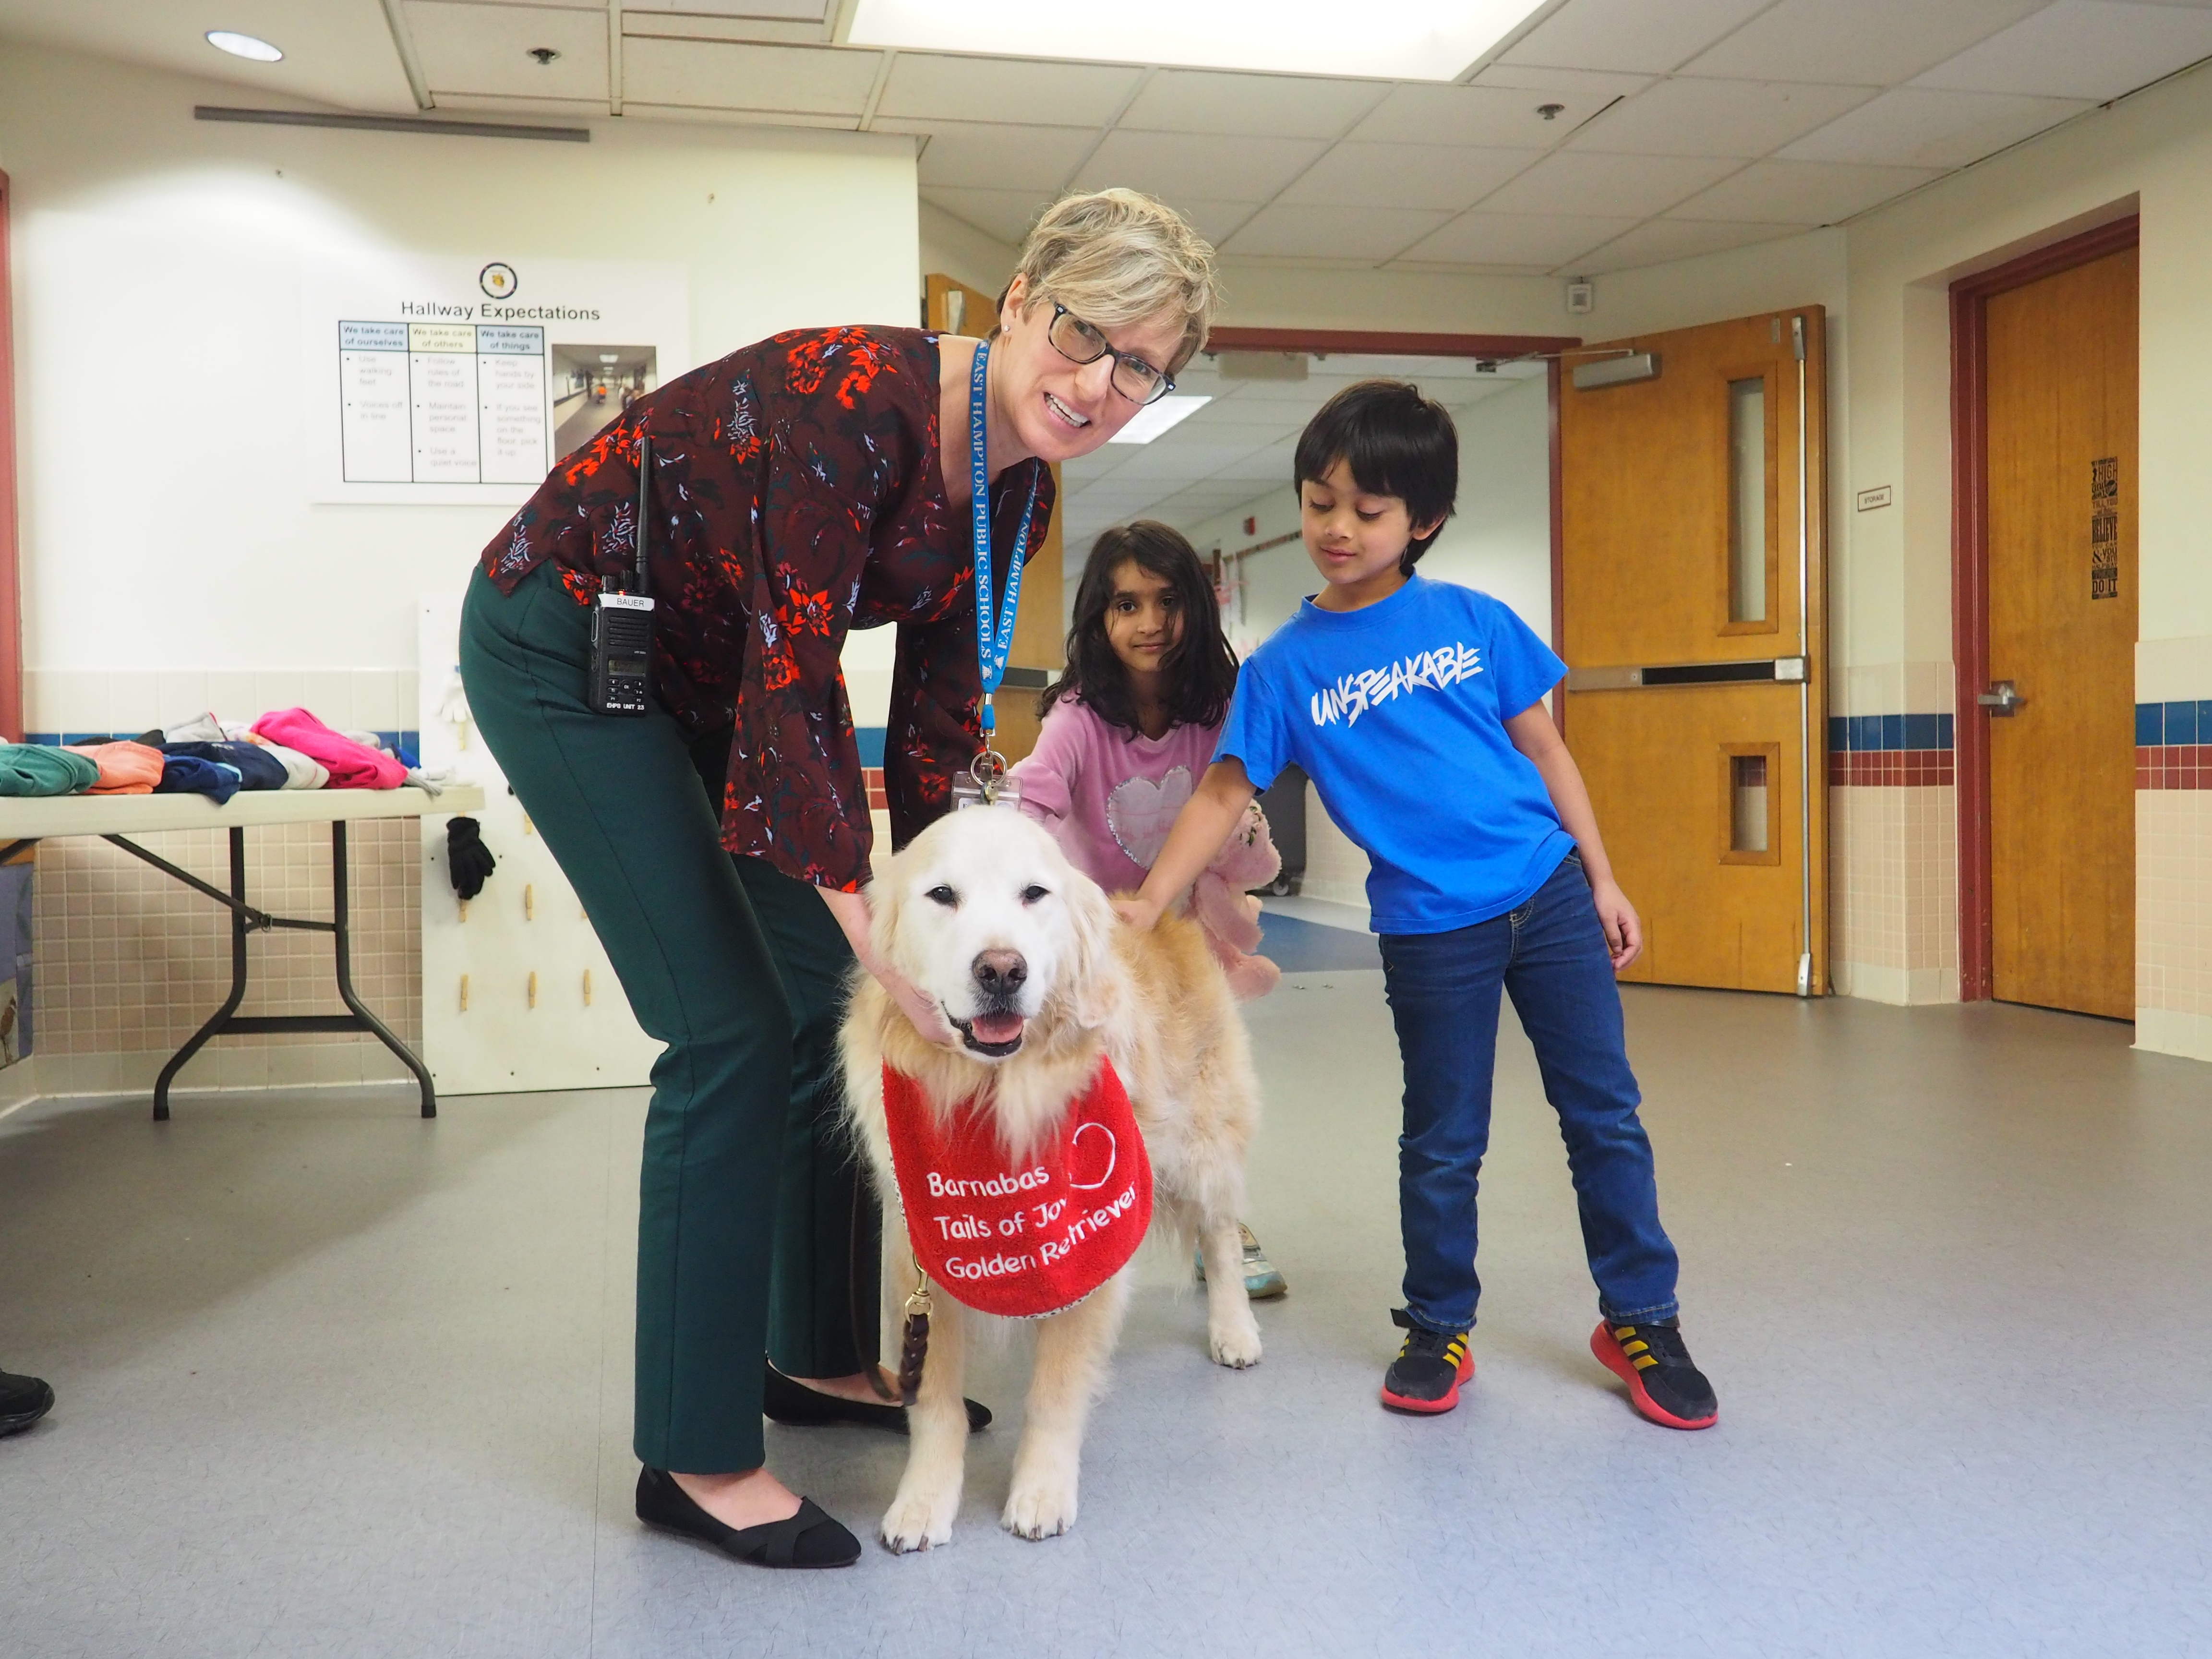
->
[161, 741, 288, 793]
[155, 753, 242, 805]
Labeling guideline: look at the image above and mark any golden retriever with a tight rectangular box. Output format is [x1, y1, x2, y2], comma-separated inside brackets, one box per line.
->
[840, 803, 1264, 1551]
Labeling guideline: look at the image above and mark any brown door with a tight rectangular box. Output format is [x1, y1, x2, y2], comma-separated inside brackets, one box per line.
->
[925, 273, 1064, 765]
[1982, 247, 2138, 1018]
[1559, 309, 1828, 995]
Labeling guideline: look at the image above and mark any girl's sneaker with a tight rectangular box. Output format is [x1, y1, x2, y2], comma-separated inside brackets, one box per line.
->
[1380, 1309, 1473, 1414]
[1590, 1319, 1719, 1429]
[1191, 1221, 1288, 1299]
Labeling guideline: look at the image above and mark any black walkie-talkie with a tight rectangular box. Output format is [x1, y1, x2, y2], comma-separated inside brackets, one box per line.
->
[588, 434, 656, 716]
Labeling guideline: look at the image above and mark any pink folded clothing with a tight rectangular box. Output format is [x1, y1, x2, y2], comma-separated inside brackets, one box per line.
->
[250, 709, 407, 790]
[63, 740, 165, 794]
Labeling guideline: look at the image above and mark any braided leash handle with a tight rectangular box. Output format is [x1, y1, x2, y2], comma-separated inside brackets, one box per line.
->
[897, 1310, 930, 1407]
[898, 1263, 934, 1408]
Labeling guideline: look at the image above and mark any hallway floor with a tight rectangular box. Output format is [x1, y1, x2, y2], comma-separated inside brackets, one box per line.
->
[2, 980, 2206, 1658]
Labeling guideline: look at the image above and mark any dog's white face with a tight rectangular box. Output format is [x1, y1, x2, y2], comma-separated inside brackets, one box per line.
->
[873, 805, 1111, 1061]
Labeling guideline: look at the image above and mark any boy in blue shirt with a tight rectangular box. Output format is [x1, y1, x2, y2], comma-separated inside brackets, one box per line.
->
[1120, 381, 1717, 1429]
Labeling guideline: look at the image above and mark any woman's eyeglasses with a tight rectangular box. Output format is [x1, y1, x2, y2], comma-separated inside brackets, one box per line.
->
[1046, 302, 1175, 406]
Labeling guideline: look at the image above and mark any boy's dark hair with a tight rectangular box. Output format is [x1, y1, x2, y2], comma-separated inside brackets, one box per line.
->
[1293, 379, 1459, 574]
[1042, 521, 1239, 736]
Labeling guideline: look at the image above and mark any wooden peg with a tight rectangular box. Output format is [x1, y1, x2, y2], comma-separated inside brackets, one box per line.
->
[582, 969, 593, 1006]
[459, 974, 469, 1012]
[524, 883, 535, 921]
[457, 898, 469, 923]
[527, 971, 538, 1009]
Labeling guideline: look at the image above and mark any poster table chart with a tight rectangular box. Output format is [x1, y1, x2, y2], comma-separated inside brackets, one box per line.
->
[0, 785, 484, 1121]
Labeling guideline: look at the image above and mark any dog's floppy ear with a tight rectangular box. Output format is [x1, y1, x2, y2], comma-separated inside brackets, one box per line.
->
[1058, 870, 1123, 1031]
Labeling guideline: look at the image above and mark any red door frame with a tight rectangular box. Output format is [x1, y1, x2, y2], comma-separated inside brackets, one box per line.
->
[0, 170, 22, 741]
[1949, 212, 2139, 1000]
[1201, 326, 1581, 732]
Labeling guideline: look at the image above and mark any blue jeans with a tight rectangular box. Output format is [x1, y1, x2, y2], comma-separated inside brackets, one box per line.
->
[1379, 853, 1680, 1334]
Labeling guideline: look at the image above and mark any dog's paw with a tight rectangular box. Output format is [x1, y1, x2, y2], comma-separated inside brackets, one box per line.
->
[1209, 1313, 1263, 1369]
[880, 1490, 957, 1554]
[1002, 1479, 1079, 1541]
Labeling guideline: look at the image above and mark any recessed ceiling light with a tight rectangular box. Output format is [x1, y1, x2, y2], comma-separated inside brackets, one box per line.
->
[1108, 395, 1209, 445]
[850, 0, 1549, 81]
[205, 30, 283, 63]
[599, 354, 620, 364]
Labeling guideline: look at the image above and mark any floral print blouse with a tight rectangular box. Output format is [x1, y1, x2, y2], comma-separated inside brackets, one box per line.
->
[481, 326, 1055, 892]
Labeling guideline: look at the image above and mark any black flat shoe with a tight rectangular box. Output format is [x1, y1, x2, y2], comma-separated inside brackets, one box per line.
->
[635, 1467, 860, 1568]
[0, 1368, 54, 1437]
[761, 1363, 992, 1434]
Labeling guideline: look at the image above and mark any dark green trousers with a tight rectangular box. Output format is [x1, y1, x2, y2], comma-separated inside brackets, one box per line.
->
[459, 563, 878, 1473]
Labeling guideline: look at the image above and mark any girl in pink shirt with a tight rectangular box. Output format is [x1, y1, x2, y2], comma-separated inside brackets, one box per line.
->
[1010, 520, 1286, 1296]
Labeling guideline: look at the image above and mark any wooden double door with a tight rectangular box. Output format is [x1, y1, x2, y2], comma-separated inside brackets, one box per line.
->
[1559, 309, 1827, 995]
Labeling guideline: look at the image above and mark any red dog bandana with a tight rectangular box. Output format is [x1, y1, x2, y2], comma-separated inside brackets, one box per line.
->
[882, 1058, 1154, 1319]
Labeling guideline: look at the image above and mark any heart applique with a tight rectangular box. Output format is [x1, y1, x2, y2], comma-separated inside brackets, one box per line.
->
[1066, 1122, 1118, 1191]
[1105, 766, 1193, 869]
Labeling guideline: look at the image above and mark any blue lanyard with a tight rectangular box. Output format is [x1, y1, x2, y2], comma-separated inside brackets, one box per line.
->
[970, 339, 1040, 739]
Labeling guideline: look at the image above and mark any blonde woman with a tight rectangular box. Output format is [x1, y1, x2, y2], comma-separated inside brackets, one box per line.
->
[460, 191, 1220, 1569]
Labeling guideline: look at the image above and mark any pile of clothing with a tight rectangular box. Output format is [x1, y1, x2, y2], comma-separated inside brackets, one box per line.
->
[0, 709, 452, 804]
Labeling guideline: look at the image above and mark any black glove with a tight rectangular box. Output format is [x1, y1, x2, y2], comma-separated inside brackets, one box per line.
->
[446, 816, 496, 901]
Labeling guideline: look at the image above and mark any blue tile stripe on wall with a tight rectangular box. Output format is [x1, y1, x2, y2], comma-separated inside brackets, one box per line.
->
[2136, 702, 2212, 745]
[1827, 714, 1955, 752]
[26, 731, 421, 756]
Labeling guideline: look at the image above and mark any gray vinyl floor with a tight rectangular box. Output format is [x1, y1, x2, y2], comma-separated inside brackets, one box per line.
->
[3, 978, 2209, 1658]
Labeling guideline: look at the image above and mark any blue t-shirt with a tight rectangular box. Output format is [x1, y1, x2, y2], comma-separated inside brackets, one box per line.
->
[1216, 575, 1575, 936]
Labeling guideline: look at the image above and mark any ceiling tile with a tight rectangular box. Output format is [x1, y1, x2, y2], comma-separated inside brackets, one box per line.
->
[1276, 143, 1535, 211]
[1473, 63, 1657, 101]
[1682, 0, 2049, 86]
[1395, 211, 1638, 267]
[406, 3, 609, 100]
[1475, 150, 1744, 217]
[1669, 158, 1943, 223]
[1911, 1, 2212, 100]
[1118, 70, 1390, 138]
[1577, 218, 1805, 272]
[1567, 77, 1878, 158]
[877, 53, 1143, 126]
[1222, 204, 1453, 261]
[1779, 87, 2091, 167]
[1348, 82, 1619, 147]
[627, 0, 830, 16]
[1072, 131, 1329, 201]
[1166, 201, 1266, 245]
[919, 186, 1058, 243]
[620, 37, 881, 113]
[887, 120, 1098, 191]
[1501, 0, 1778, 75]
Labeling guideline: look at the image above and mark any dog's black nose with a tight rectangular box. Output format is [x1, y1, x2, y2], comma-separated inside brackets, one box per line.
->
[972, 950, 1027, 998]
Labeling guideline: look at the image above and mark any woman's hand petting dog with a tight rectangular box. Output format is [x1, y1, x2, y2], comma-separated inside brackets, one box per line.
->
[819, 886, 961, 1046]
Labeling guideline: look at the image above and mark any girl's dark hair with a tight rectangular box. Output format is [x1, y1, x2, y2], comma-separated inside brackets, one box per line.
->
[1041, 521, 1239, 736]
[1292, 379, 1459, 575]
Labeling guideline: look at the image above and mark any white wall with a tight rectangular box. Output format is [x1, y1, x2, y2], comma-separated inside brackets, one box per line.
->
[0, 41, 919, 733]
[1188, 372, 1553, 652]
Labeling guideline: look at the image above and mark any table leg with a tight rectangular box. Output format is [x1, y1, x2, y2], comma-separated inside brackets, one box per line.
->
[329, 821, 436, 1118]
[153, 828, 248, 1122]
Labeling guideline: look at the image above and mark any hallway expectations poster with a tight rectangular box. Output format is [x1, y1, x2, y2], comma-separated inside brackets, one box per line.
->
[301, 254, 688, 507]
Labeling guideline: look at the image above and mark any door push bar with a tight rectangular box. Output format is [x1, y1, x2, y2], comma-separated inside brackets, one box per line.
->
[1564, 656, 1808, 691]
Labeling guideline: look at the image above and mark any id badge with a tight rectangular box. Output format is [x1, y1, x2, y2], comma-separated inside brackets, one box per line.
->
[951, 750, 1021, 811]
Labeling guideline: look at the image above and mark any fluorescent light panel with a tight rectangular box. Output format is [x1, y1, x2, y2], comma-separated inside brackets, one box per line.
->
[1108, 395, 1209, 445]
[206, 30, 283, 62]
[849, 0, 1549, 81]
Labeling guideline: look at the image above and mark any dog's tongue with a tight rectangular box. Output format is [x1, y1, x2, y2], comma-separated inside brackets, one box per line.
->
[969, 1012, 1025, 1045]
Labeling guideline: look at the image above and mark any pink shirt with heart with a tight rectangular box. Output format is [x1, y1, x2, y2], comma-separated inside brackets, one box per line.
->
[1007, 697, 1223, 896]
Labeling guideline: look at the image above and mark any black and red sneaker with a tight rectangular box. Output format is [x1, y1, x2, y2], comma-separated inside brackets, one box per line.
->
[1380, 1309, 1473, 1415]
[1591, 1319, 1718, 1430]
